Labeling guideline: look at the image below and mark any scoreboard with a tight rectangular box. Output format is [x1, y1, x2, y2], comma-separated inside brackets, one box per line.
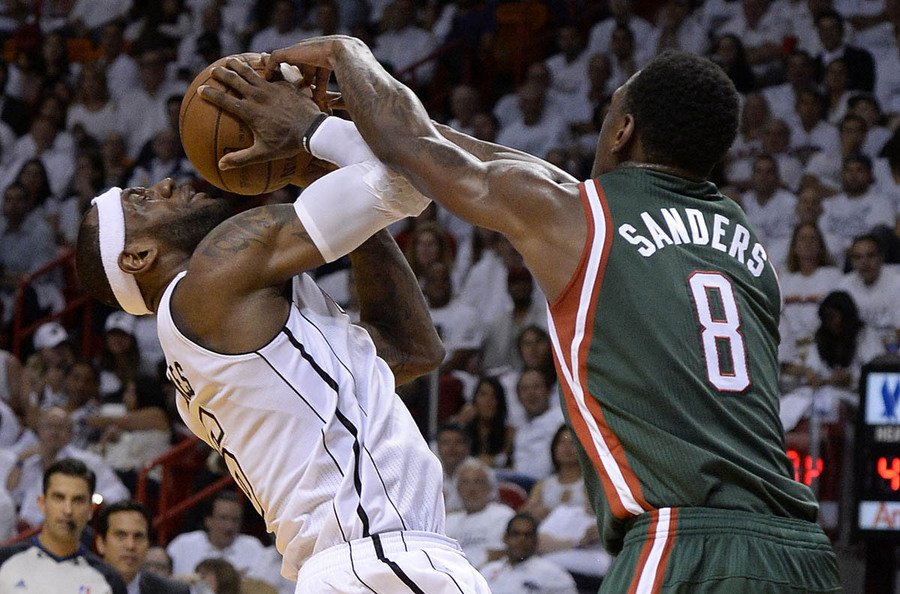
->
[855, 362, 900, 537]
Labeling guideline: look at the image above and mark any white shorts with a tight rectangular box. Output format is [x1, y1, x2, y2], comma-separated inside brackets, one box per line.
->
[295, 530, 491, 593]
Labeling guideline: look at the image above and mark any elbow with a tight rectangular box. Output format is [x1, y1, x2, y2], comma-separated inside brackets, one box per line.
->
[393, 338, 445, 386]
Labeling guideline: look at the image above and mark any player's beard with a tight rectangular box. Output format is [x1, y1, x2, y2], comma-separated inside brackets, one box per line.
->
[157, 199, 233, 255]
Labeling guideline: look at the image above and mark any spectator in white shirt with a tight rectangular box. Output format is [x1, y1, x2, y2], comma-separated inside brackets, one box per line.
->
[838, 234, 900, 349]
[446, 84, 482, 136]
[97, 21, 141, 102]
[788, 88, 840, 165]
[848, 93, 894, 158]
[651, 0, 710, 56]
[740, 155, 798, 263]
[421, 261, 481, 372]
[719, 0, 791, 83]
[496, 82, 571, 163]
[820, 154, 896, 263]
[445, 458, 516, 569]
[116, 49, 186, 159]
[480, 513, 578, 594]
[4, 406, 129, 527]
[509, 370, 565, 486]
[763, 50, 816, 123]
[166, 491, 265, 578]
[545, 24, 592, 101]
[176, 4, 241, 79]
[249, 0, 310, 54]
[434, 423, 472, 514]
[373, 0, 439, 86]
[587, 0, 655, 63]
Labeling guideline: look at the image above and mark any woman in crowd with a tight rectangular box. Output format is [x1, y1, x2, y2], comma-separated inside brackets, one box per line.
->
[453, 376, 514, 468]
[67, 64, 121, 145]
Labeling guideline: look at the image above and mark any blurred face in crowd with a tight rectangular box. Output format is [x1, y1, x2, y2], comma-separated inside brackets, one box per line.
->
[762, 120, 791, 154]
[848, 238, 883, 285]
[437, 428, 470, 474]
[473, 381, 502, 422]
[841, 160, 872, 195]
[38, 407, 73, 452]
[795, 188, 823, 224]
[205, 498, 243, 549]
[517, 370, 550, 419]
[519, 328, 550, 370]
[456, 464, 491, 513]
[143, 546, 173, 577]
[751, 157, 780, 197]
[817, 15, 843, 51]
[504, 516, 538, 564]
[97, 510, 150, 583]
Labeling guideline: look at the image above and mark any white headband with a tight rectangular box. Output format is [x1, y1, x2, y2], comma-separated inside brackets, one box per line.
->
[91, 187, 152, 315]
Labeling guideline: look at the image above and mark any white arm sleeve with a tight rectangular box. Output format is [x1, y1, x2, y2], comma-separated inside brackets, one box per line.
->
[293, 160, 430, 262]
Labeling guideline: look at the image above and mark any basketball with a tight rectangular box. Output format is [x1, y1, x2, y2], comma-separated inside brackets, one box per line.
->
[179, 53, 313, 196]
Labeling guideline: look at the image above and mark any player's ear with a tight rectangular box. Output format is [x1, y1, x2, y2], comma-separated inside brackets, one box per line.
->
[611, 113, 636, 154]
[119, 238, 159, 276]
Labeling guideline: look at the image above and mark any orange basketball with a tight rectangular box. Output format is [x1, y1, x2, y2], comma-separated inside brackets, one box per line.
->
[179, 53, 312, 196]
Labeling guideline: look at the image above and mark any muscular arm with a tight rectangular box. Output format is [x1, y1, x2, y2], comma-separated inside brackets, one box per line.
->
[273, 38, 586, 300]
[350, 230, 444, 385]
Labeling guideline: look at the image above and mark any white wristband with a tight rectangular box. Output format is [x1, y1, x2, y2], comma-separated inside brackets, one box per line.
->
[293, 160, 430, 262]
[308, 116, 376, 167]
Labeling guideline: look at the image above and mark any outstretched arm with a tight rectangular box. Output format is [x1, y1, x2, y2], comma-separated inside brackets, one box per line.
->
[351, 230, 444, 385]
[262, 37, 587, 300]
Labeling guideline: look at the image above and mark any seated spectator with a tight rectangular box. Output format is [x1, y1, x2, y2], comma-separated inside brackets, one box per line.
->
[453, 227, 512, 329]
[838, 234, 900, 348]
[0, 397, 23, 448]
[492, 62, 568, 129]
[480, 267, 548, 374]
[812, 9, 876, 92]
[711, 33, 756, 94]
[176, 4, 241, 79]
[249, 0, 309, 54]
[97, 20, 141, 103]
[507, 370, 565, 487]
[421, 262, 481, 372]
[96, 311, 142, 400]
[88, 374, 172, 492]
[166, 491, 265, 578]
[848, 94, 893, 159]
[495, 82, 572, 161]
[778, 222, 843, 387]
[144, 545, 176, 578]
[520, 426, 587, 525]
[67, 64, 121, 147]
[60, 362, 103, 449]
[496, 326, 559, 429]
[195, 558, 241, 594]
[5, 406, 129, 527]
[763, 50, 816, 123]
[788, 88, 840, 166]
[823, 58, 852, 125]
[24, 321, 76, 409]
[739, 155, 798, 263]
[545, 24, 592, 102]
[587, 0, 654, 62]
[373, 0, 438, 86]
[445, 458, 516, 569]
[402, 220, 456, 286]
[446, 84, 481, 136]
[781, 291, 884, 427]
[434, 423, 472, 513]
[0, 346, 25, 419]
[96, 500, 190, 594]
[55, 150, 108, 248]
[650, 0, 709, 56]
[452, 377, 514, 469]
[820, 155, 896, 264]
[479, 512, 578, 594]
[101, 132, 134, 189]
[126, 129, 196, 189]
[726, 93, 769, 180]
[0, 459, 127, 593]
[806, 114, 871, 191]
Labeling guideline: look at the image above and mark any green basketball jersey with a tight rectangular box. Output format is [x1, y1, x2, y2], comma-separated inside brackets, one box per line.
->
[546, 167, 820, 554]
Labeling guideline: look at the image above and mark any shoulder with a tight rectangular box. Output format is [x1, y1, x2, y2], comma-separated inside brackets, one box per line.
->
[166, 530, 206, 550]
[0, 541, 32, 566]
[140, 571, 192, 594]
[234, 534, 266, 552]
[84, 551, 128, 593]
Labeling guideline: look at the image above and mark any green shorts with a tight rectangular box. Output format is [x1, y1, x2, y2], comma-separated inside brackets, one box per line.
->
[599, 507, 841, 593]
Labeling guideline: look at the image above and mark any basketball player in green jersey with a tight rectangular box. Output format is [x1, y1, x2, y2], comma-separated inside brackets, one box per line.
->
[202, 45, 842, 592]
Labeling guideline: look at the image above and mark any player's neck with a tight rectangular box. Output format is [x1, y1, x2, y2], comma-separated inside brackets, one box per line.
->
[619, 161, 706, 182]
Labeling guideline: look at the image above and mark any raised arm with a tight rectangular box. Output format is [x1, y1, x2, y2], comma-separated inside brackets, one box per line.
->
[350, 230, 444, 385]
[263, 37, 588, 300]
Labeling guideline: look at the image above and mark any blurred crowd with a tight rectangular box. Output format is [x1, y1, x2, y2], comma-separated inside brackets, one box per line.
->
[0, 0, 898, 591]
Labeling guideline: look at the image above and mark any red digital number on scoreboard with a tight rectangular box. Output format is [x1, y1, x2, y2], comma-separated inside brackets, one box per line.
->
[786, 450, 823, 486]
[878, 457, 900, 491]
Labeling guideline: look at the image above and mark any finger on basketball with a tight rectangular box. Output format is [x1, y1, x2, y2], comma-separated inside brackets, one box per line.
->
[197, 85, 254, 119]
[209, 65, 254, 97]
[225, 57, 264, 86]
[219, 145, 268, 171]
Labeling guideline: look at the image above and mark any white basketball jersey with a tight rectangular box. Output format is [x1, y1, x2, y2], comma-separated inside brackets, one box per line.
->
[157, 272, 446, 579]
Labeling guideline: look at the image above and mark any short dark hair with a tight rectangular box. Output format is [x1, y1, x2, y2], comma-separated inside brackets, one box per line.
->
[195, 558, 240, 594]
[96, 500, 152, 539]
[851, 232, 885, 255]
[75, 208, 118, 308]
[816, 8, 844, 27]
[436, 422, 471, 443]
[206, 490, 241, 518]
[44, 458, 96, 495]
[505, 512, 538, 535]
[622, 51, 739, 177]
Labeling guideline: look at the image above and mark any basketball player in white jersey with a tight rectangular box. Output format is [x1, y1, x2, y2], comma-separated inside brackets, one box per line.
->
[73, 82, 491, 592]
